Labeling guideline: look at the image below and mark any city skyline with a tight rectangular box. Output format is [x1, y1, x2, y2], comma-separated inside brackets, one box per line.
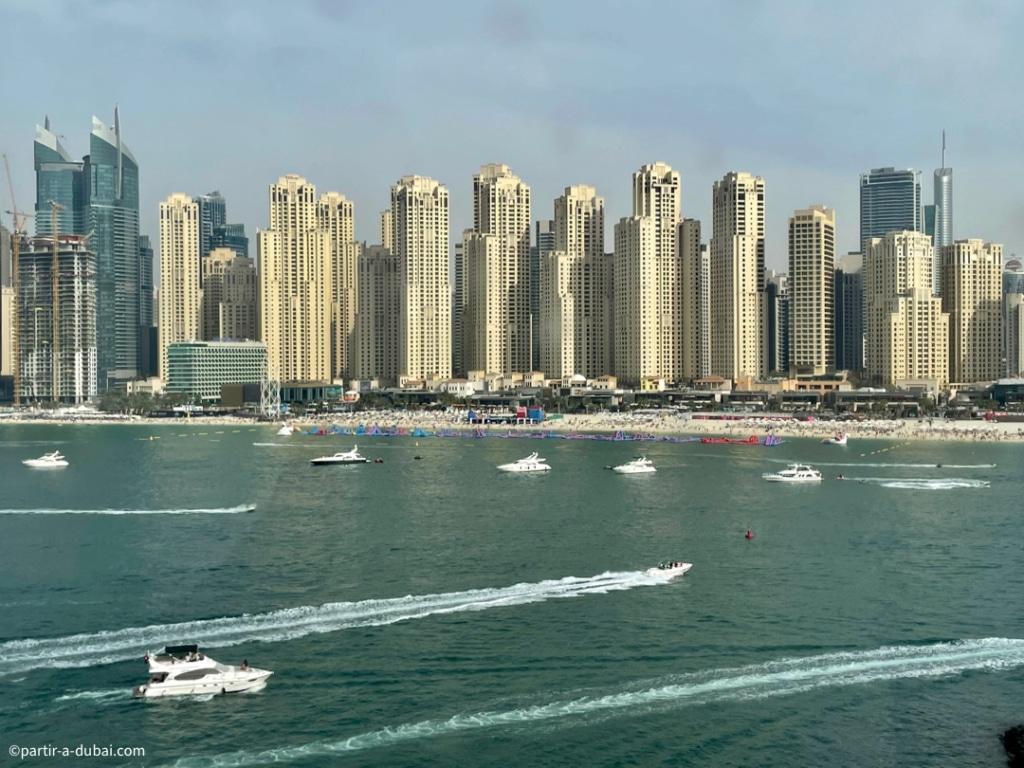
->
[2, 2, 1022, 267]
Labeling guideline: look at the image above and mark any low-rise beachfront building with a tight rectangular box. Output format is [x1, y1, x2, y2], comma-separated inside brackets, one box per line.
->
[165, 340, 266, 403]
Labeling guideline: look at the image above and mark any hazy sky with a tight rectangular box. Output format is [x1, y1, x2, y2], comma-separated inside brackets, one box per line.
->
[2, 0, 1022, 267]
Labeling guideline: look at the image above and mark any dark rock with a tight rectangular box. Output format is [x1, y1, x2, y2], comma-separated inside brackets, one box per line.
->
[1002, 725, 1024, 767]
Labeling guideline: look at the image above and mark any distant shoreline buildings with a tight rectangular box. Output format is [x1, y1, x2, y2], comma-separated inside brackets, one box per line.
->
[1, 118, 1018, 407]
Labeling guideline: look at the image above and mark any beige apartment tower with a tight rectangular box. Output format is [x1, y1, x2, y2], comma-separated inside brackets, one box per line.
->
[158, 193, 201, 381]
[391, 175, 451, 382]
[613, 216, 659, 384]
[679, 218, 707, 381]
[354, 244, 401, 384]
[788, 206, 835, 375]
[710, 172, 766, 381]
[940, 239, 1003, 383]
[539, 185, 609, 378]
[201, 248, 257, 341]
[463, 164, 531, 375]
[258, 174, 332, 383]
[318, 192, 357, 380]
[865, 231, 949, 387]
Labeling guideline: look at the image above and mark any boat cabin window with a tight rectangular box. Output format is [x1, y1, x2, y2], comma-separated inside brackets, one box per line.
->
[173, 668, 218, 681]
[149, 672, 168, 683]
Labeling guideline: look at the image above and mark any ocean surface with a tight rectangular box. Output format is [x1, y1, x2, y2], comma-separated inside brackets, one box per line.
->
[1, 423, 1022, 767]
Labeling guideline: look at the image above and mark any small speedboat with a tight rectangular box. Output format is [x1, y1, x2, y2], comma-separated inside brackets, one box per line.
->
[22, 451, 69, 469]
[611, 457, 656, 474]
[133, 645, 272, 698]
[497, 452, 551, 473]
[276, 423, 294, 436]
[310, 446, 369, 465]
[762, 463, 822, 483]
[822, 433, 848, 446]
[645, 561, 693, 578]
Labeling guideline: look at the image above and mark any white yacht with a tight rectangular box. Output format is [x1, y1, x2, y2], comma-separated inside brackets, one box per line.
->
[133, 645, 272, 699]
[310, 446, 369, 465]
[22, 451, 69, 469]
[645, 561, 693, 578]
[276, 423, 295, 436]
[822, 433, 848, 446]
[497, 452, 551, 473]
[762, 463, 823, 483]
[611, 457, 656, 474]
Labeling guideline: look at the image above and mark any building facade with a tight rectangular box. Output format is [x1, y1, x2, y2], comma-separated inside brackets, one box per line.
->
[201, 248, 258, 341]
[391, 175, 451, 382]
[165, 340, 266, 403]
[531, 219, 554, 371]
[859, 167, 921, 254]
[195, 191, 226, 259]
[710, 171, 766, 381]
[463, 164, 531, 375]
[834, 252, 864, 372]
[940, 239, 1003, 383]
[679, 218, 706, 381]
[354, 245, 401, 384]
[16, 236, 96, 403]
[864, 231, 948, 388]
[764, 271, 790, 375]
[787, 205, 835, 375]
[933, 167, 953, 250]
[258, 175, 332, 382]
[613, 216, 657, 385]
[158, 193, 201, 381]
[318, 191, 357, 380]
[1005, 260, 1024, 377]
[211, 223, 249, 259]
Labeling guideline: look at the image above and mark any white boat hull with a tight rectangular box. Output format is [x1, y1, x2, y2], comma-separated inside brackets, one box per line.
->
[310, 458, 369, 465]
[135, 670, 272, 698]
[497, 464, 550, 473]
[612, 466, 656, 474]
[22, 460, 68, 469]
[762, 475, 822, 483]
[646, 563, 693, 578]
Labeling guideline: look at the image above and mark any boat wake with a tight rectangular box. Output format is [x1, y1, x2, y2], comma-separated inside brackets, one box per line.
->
[251, 442, 305, 448]
[0, 570, 677, 677]
[848, 477, 990, 490]
[0, 505, 255, 516]
[163, 638, 1024, 767]
[764, 458, 995, 469]
[54, 688, 129, 703]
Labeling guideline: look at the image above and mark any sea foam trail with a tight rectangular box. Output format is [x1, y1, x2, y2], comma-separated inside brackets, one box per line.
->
[0, 505, 255, 516]
[164, 638, 1024, 767]
[0, 570, 673, 677]
[848, 477, 990, 490]
[764, 458, 995, 469]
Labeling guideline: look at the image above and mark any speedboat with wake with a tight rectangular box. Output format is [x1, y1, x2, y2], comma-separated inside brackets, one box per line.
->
[22, 451, 69, 469]
[762, 463, 822, 483]
[276, 423, 295, 436]
[497, 452, 551, 473]
[310, 446, 370, 465]
[133, 645, 272, 698]
[822, 432, 848, 446]
[610, 457, 656, 474]
[645, 561, 693, 578]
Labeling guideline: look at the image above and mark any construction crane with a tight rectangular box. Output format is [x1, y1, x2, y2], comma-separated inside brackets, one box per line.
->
[2, 153, 26, 406]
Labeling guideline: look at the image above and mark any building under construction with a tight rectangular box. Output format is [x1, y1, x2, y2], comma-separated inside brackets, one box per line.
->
[17, 234, 96, 403]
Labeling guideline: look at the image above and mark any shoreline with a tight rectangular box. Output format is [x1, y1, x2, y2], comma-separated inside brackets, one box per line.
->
[2, 412, 1023, 443]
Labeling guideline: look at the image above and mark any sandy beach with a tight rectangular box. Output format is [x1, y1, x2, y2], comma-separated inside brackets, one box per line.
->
[3, 410, 1024, 442]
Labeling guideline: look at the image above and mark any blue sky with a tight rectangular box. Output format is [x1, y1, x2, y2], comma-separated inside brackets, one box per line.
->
[1, 0, 1021, 266]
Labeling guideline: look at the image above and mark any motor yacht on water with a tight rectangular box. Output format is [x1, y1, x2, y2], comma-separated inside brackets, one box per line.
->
[645, 561, 693, 578]
[762, 463, 823, 483]
[822, 433, 848, 446]
[22, 451, 68, 469]
[497, 452, 551, 473]
[133, 645, 272, 698]
[276, 423, 295, 436]
[310, 446, 370, 465]
[610, 457, 656, 474]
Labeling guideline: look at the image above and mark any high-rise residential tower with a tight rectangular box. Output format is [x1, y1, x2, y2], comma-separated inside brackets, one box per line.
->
[201, 248, 258, 341]
[787, 205, 835, 375]
[859, 167, 921, 254]
[138, 234, 156, 377]
[158, 193, 201, 381]
[679, 218, 707, 381]
[710, 171, 766, 381]
[258, 174, 332, 383]
[764, 271, 790, 375]
[940, 239, 1002, 383]
[195, 191, 226, 259]
[211, 223, 249, 259]
[318, 191, 357, 380]
[613, 216, 658, 385]
[463, 164, 531, 375]
[391, 175, 451, 382]
[1004, 259, 1024, 377]
[539, 185, 608, 378]
[834, 252, 864, 372]
[354, 244, 401, 384]
[531, 219, 554, 370]
[864, 231, 948, 387]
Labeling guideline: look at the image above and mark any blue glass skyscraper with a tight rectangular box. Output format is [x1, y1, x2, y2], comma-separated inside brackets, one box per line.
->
[34, 118, 87, 236]
[858, 167, 921, 253]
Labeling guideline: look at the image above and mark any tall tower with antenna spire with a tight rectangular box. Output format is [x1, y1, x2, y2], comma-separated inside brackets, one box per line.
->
[932, 130, 954, 292]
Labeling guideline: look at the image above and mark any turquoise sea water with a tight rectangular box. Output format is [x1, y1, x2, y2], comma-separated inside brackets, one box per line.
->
[0, 424, 1022, 767]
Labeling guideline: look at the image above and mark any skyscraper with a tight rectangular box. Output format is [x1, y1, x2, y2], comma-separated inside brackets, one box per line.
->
[787, 205, 835, 375]
[33, 120, 87, 237]
[158, 193, 201, 381]
[258, 175, 332, 382]
[318, 191, 357, 380]
[211, 223, 249, 259]
[613, 216, 658, 385]
[864, 231, 948, 387]
[539, 185, 608, 378]
[679, 218, 703, 382]
[859, 167, 921, 254]
[764, 271, 790, 375]
[940, 239, 1002, 383]
[201, 248, 258, 342]
[138, 234, 156, 377]
[531, 219, 554, 371]
[390, 175, 451, 382]
[933, 133, 953, 251]
[834, 252, 864, 372]
[195, 191, 227, 259]
[710, 171, 766, 381]
[16, 235, 97, 403]
[463, 164, 531, 375]
[354, 244, 401, 384]
[452, 241, 466, 376]
[1004, 259, 1024, 377]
